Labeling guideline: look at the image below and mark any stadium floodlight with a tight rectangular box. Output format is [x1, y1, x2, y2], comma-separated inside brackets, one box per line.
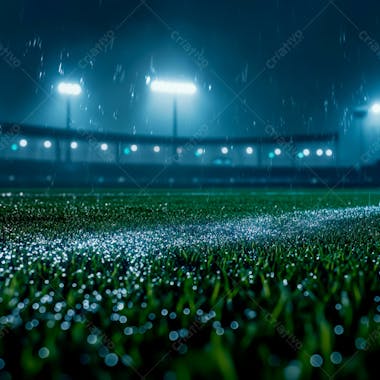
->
[195, 147, 205, 157]
[70, 141, 78, 150]
[58, 81, 82, 162]
[325, 149, 333, 157]
[371, 103, 380, 114]
[303, 148, 310, 157]
[58, 82, 82, 96]
[150, 80, 197, 95]
[19, 139, 28, 148]
[43, 140, 52, 149]
[57, 82, 82, 130]
[149, 78, 197, 162]
[316, 149, 324, 157]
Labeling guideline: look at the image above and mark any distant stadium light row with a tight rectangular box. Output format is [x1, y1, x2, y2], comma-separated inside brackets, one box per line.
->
[9, 139, 334, 157]
[196, 147, 333, 158]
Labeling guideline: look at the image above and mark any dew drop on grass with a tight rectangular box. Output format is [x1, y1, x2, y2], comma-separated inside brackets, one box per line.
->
[38, 347, 50, 359]
[310, 354, 323, 367]
[284, 360, 301, 380]
[330, 352, 342, 365]
[104, 353, 118, 367]
[230, 321, 239, 330]
[169, 331, 179, 341]
[355, 337, 367, 350]
[216, 327, 224, 336]
[124, 327, 133, 335]
[244, 309, 257, 319]
[87, 334, 97, 345]
[121, 355, 133, 367]
[60, 321, 70, 330]
[119, 316, 127, 324]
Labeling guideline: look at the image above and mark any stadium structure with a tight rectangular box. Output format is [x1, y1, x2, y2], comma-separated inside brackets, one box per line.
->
[0, 108, 379, 187]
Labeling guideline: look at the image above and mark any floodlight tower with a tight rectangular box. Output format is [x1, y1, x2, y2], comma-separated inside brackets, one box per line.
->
[57, 82, 82, 162]
[149, 79, 197, 163]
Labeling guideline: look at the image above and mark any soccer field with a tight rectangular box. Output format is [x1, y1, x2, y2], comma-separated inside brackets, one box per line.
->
[0, 189, 380, 379]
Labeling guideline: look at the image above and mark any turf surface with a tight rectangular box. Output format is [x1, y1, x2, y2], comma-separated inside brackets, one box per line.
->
[0, 189, 380, 379]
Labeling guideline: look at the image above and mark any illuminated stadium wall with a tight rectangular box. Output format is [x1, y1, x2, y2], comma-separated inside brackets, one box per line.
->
[0, 123, 339, 167]
[0, 122, 378, 187]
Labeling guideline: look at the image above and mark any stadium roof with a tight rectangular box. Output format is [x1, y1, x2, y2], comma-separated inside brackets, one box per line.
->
[0, 123, 339, 145]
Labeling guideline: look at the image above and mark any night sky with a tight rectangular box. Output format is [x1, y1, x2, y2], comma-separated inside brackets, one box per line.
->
[1, 0, 380, 137]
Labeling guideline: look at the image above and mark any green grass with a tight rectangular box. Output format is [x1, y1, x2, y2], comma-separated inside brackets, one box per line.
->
[0, 189, 380, 379]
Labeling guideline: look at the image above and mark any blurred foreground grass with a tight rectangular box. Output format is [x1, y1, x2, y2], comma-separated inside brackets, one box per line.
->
[0, 189, 379, 379]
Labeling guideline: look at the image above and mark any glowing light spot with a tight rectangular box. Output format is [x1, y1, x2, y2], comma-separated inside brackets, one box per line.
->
[150, 80, 197, 95]
[58, 82, 82, 96]
[195, 148, 205, 157]
[19, 139, 28, 148]
[371, 103, 380, 114]
[43, 140, 52, 149]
